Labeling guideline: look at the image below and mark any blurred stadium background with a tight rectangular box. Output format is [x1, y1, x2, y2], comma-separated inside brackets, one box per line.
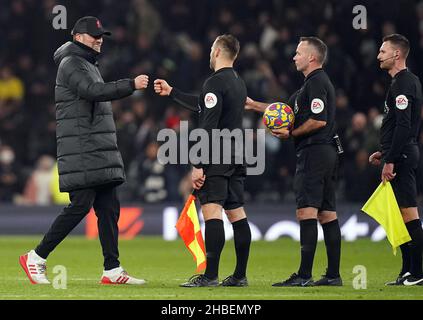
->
[1, 0, 423, 301]
[0, 0, 423, 239]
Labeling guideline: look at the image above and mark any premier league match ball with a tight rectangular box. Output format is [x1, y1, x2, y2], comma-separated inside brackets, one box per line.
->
[263, 102, 295, 130]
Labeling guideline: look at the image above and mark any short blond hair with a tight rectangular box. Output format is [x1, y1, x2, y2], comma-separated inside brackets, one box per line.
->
[215, 34, 240, 60]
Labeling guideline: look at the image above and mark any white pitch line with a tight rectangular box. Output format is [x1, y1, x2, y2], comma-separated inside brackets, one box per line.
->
[0, 294, 178, 298]
[0, 293, 347, 297]
[64, 278, 99, 281]
[1, 294, 422, 299]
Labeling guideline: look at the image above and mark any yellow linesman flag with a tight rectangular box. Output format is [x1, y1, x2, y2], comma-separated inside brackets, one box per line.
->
[362, 182, 411, 255]
[175, 194, 206, 272]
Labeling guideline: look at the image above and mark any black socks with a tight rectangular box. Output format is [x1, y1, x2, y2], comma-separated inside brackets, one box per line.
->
[399, 242, 411, 276]
[203, 218, 251, 280]
[298, 219, 318, 279]
[405, 219, 423, 278]
[232, 218, 251, 279]
[322, 219, 341, 278]
[204, 219, 225, 280]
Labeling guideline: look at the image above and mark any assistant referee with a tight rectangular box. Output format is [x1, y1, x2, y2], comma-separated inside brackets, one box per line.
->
[154, 34, 251, 287]
[246, 37, 342, 287]
[370, 34, 423, 286]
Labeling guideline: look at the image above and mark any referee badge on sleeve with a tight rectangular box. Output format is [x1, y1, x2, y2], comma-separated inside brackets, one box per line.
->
[311, 98, 324, 114]
[204, 93, 218, 109]
[395, 95, 408, 110]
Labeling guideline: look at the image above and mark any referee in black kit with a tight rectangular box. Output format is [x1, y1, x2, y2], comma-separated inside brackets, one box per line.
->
[246, 37, 342, 286]
[154, 35, 251, 287]
[370, 34, 423, 286]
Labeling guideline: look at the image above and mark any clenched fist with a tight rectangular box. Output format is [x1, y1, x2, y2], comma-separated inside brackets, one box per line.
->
[134, 75, 149, 89]
[154, 79, 172, 96]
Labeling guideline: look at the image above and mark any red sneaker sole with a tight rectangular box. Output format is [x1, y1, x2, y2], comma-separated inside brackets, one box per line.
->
[100, 276, 115, 285]
[19, 255, 37, 285]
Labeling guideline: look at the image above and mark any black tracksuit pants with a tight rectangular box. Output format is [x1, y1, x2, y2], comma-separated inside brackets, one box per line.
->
[35, 185, 120, 270]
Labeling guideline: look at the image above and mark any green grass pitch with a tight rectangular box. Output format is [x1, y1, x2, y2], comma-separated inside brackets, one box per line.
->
[0, 236, 422, 300]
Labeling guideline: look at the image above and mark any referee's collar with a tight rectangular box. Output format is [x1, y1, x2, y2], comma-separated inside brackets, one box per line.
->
[304, 68, 324, 82]
[393, 68, 408, 79]
[213, 67, 233, 75]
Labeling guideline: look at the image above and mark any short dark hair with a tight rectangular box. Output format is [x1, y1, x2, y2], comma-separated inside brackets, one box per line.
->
[215, 34, 240, 60]
[300, 36, 328, 64]
[382, 33, 410, 58]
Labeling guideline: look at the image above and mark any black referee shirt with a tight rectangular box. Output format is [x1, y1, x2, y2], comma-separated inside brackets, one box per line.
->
[170, 67, 247, 170]
[380, 68, 423, 163]
[198, 67, 246, 138]
[287, 68, 336, 151]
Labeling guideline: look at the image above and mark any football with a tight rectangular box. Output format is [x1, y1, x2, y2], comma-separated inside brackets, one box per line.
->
[263, 102, 295, 130]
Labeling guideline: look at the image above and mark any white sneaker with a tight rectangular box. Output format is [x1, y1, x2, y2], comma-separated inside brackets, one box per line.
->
[403, 275, 423, 286]
[19, 250, 50, 284]
[100, 266, 146, 285]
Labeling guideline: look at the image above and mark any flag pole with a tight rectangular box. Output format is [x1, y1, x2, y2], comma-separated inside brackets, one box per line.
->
[176, 188, 206, 272]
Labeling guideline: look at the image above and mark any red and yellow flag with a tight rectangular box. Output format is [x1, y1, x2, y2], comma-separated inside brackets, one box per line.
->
[176, 194, 206, 272]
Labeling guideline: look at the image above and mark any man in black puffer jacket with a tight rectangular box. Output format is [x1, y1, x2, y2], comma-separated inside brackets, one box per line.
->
[19, 16, 148, 285]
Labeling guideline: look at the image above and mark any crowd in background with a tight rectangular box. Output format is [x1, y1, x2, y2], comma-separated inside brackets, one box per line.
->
[1, 0, 423, 205]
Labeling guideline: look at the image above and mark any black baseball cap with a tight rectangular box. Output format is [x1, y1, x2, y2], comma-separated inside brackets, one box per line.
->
[71, 16, 111, 37]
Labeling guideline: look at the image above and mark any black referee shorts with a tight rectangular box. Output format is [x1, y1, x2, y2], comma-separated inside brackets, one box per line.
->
[390, 145, 419, 208]
[196, 164, 246, 210]
[294, 144, 338, 211]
